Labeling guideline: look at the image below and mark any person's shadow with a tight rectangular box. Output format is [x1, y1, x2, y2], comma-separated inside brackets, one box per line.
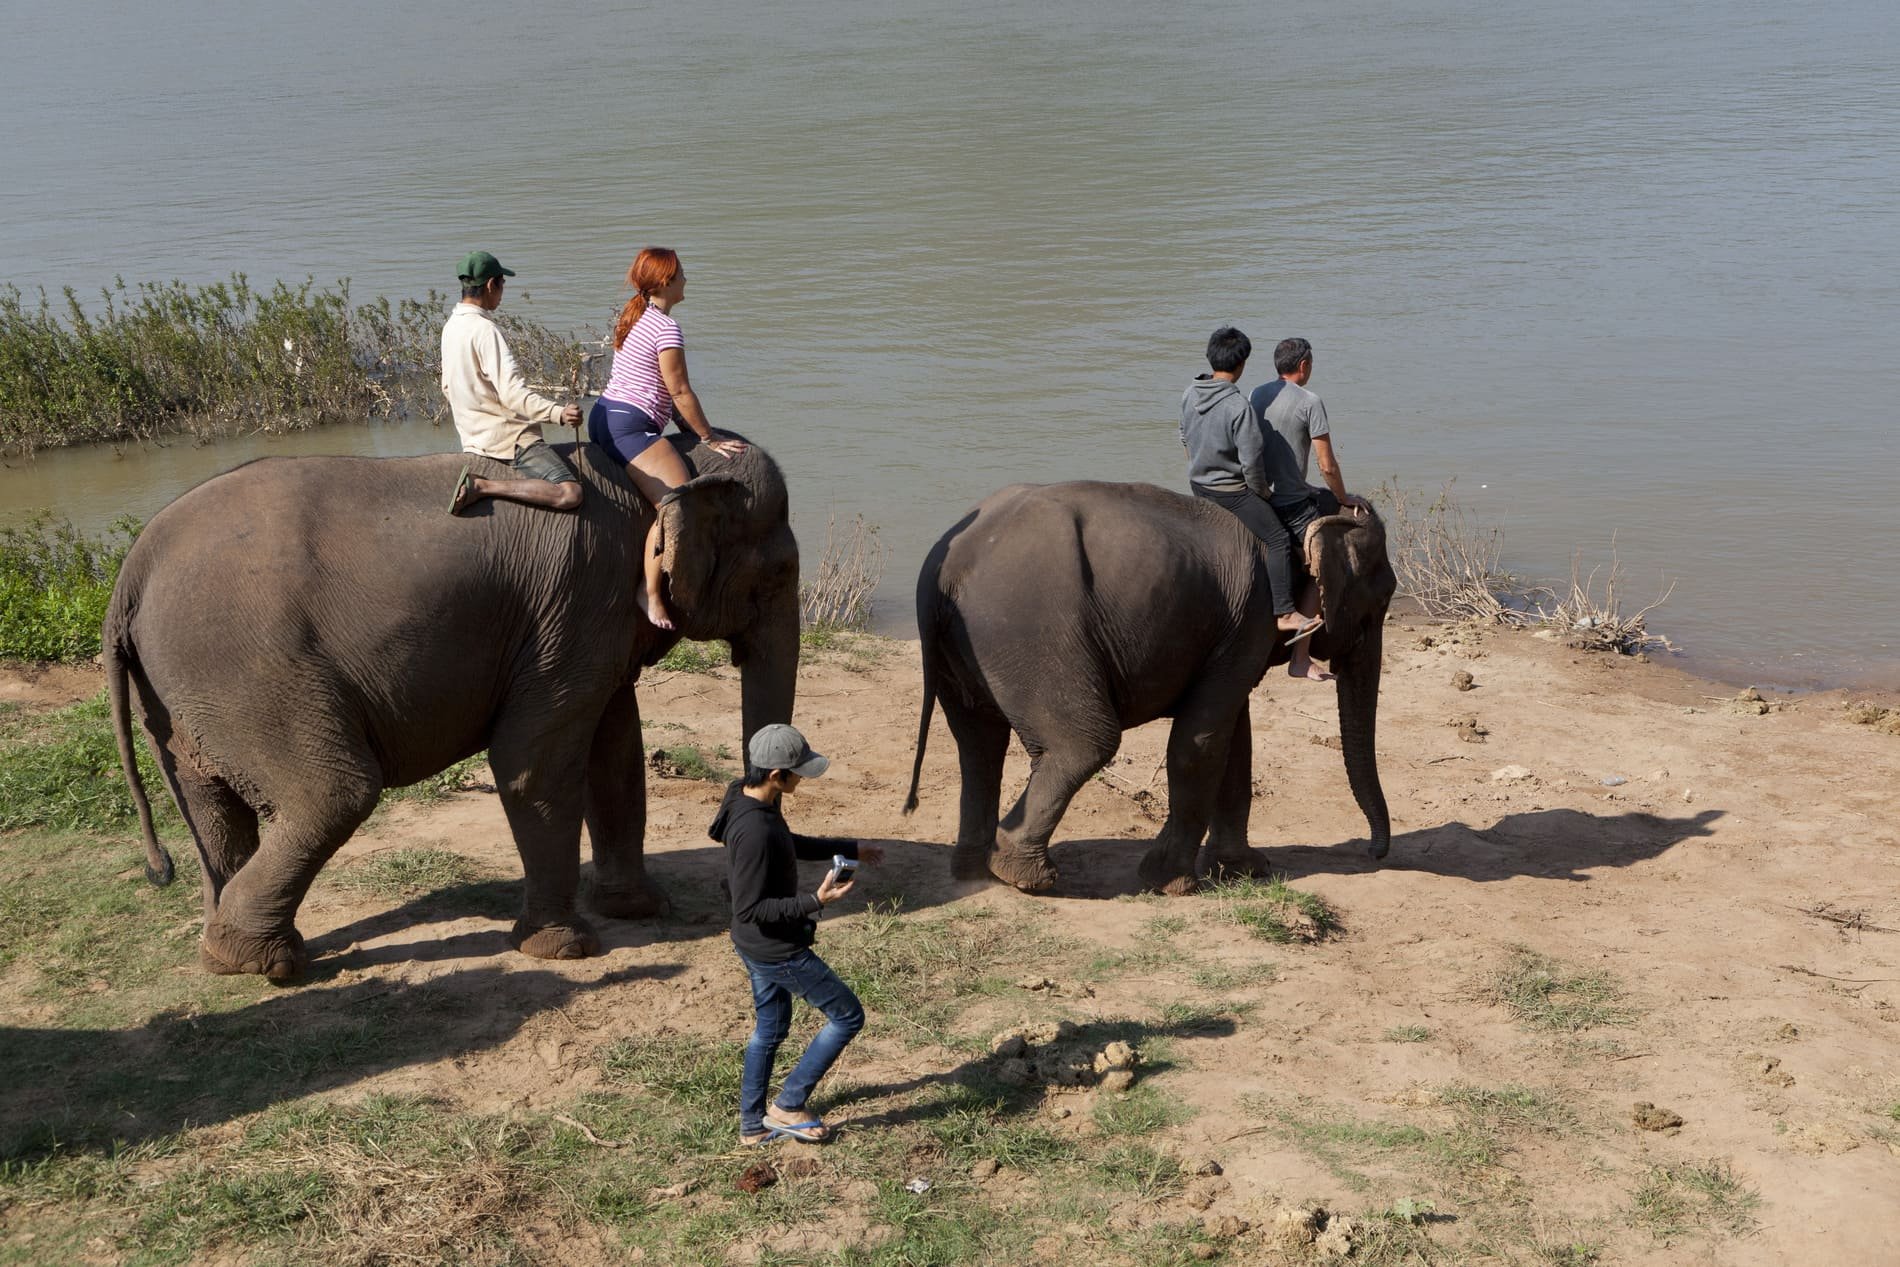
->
[1022, 807, 1726, 898]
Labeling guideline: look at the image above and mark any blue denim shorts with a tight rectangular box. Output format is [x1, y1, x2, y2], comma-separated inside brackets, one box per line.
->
[588, 397, 664, 467]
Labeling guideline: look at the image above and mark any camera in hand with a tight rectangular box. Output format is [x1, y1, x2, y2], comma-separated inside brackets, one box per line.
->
[831, 853, 858, 880]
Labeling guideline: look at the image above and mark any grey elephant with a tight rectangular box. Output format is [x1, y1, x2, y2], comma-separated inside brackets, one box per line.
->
[903, 481, 1395, 893]
[105, 436, 798, 981]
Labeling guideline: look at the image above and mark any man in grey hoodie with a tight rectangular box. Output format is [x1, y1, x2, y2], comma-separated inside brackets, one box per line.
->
[1180, 326, 1321, 644]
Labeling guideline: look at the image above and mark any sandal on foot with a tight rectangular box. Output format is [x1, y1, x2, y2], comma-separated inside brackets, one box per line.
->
[447, 463, 475, 514]
[1282, 615, 1323, 645]
[764, 1116, 831, 1143]
[739, 1129, 778, 1148]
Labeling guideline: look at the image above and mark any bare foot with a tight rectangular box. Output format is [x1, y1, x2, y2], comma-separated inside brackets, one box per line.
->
[764, 1107, 832, 1142]
[447, 466, 483, 515]
[1289, 659, 1336, 682]
[648, 596, 676, 632]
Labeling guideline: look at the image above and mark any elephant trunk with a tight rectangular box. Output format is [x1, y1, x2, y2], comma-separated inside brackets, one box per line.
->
[732, 589, 800, 752]
[1334, 620, 1392, 860]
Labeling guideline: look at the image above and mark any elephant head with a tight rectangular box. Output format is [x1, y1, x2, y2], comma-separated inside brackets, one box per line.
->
[652, 438, 801, 742]
[1304, 509, 1399, 859]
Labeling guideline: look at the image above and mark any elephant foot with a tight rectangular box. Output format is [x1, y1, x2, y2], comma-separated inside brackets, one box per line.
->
[512, 917, 601, 961]
[988, 842, 1057, 893]
[951, 845, 995, 883]
[592, 883, 672, 921]
[200, 922, 308, 983]
[1137, 847, 1199, 896]
[1207, 846, 1273, 881]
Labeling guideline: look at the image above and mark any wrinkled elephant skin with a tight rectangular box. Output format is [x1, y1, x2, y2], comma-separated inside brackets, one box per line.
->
[905, 481, 1395, 893]
[105, 436, 800, 981]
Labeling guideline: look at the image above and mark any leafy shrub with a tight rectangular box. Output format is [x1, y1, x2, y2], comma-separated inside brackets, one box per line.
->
[0, 514, 138, 661]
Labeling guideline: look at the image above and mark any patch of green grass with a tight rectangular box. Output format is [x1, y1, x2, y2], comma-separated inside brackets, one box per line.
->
[1093, 1084, 1188, 1137]
[1436, 1084, 1577, 1136]
[1492, 948, 1633, 1032]
[331, 847, 489, 899]
[1188, 961, 1277, 990]
[1201, 875, 1340, 943]
[0, 690, 176, 834]
[1254, 1097, 1502, 1195]
[1085, 944, 1184, 976]
[1140, 913, 1187, 940]
[598, 1036, 745, 1121]
[0, 514, 138, 661]
[1628, 1160, 1761, 1240]
[827, 904, 1066, 1044]
[1090, 1142, 1184, 1200]
[1157, 1000, 1252, 1034]
[1385, 1024, 1434, 1043]
[130, 1165, 331, 1264]
[656, 639, 730, 673]
[648, 743, 730, 782]
[379, 754, 487, 806]
[923, 1082, 1073, 1168]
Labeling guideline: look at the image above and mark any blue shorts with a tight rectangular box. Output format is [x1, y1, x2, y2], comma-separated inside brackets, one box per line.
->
[587, 397, 665, 467]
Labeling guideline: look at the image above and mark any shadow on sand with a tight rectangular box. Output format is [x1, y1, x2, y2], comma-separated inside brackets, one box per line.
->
[999, 806, 1727, 899]
[0, 962, 681, 1161]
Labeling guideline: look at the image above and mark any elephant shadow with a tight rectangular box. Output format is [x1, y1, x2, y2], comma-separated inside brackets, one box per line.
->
[1029, 806, 1727, 898]
[0, 962, 681, 1163]
[304, 837, 956, 971]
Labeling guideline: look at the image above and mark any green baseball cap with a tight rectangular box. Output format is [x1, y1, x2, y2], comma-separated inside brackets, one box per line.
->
[456, 250, 516, 285]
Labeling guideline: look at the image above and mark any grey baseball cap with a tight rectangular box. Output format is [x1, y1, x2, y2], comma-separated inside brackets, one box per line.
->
[747, 723, 830, 778]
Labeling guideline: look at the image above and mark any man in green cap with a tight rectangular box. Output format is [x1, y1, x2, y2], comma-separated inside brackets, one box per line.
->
[442, 250, 585, 514]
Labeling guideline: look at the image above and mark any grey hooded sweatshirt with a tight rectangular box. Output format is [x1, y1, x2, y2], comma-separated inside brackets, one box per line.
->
[1179, 375, 1272, 500]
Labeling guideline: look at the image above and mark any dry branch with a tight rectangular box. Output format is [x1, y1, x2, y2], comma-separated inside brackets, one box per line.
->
[800, 512, 887, 632]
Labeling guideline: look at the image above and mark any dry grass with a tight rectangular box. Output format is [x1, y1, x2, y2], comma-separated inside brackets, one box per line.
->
[799, 512, 887, 633]
[1374, 479, 1672, 654]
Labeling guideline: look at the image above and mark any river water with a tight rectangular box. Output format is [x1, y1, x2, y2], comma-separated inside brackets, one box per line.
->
[4, 0, 1897, 689]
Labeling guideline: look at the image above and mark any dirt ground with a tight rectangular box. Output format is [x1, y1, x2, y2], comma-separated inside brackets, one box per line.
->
[6, 622, 1899, 1264]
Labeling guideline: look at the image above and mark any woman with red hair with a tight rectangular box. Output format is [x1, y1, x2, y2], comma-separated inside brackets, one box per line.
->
[589, 248, 747, 630]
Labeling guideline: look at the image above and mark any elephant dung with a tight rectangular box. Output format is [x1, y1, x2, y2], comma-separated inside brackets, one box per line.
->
[1202, 1213, 1249, 1239]
[970, 1158, 1001, 1179]
[990, 1033, 1029, 1060]
[1631, 1102, 1683, 1134]
[1315, 1213, 1359, 1259]
[737, 1163, 778, 1194]
[996, 1058, 1036, 1087]
[1452, 669, 1476, 691]
[1099, 1069, 1137, 1093]
[1182, 1176, 1231, 1210]
[1094, 1041, 1138, 1073]
[1270, 1206, 1323, 1247]
[1449, 714, 1489, 743]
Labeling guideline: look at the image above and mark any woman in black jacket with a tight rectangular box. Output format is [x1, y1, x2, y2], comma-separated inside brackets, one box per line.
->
[709, 723, 883, 1145]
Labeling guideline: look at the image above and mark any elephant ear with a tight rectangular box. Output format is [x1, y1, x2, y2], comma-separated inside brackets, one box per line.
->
[1304, 508, 1398, 657]
[658, 473, 753, 617]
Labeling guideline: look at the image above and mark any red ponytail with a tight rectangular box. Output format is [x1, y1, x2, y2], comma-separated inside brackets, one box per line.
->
[612, 247, 681, 348]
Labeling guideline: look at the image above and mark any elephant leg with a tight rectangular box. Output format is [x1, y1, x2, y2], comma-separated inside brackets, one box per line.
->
[201, 771, 378, 982]
[994, 726, 1119, 893]
[1140, 678, 1250, 895]
[1205, 707, 1270, 880]
[490, 710, 600, 961]
[584, 681, 670, 920]
[168, 766, 260, 926]
[941, 696, 1009, 882]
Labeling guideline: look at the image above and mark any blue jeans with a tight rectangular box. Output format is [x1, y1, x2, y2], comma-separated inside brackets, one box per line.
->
[738, 949, 865, 1134]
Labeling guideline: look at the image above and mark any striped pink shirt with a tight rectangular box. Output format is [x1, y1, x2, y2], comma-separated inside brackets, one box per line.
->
[602, 306, 685, 426]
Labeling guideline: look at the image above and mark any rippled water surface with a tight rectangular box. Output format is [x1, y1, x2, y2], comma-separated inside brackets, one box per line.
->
[4, 0, 1897, 686]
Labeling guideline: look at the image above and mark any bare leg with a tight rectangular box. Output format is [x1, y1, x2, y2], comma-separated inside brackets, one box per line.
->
[627, 439, 692, 628]
[454, 473, 582, 513]
[642, 518, 674, 630]
[1288, 581, 1333, 681]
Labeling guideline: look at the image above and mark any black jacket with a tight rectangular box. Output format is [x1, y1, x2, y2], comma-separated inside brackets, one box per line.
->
[708, 780, 858, 963]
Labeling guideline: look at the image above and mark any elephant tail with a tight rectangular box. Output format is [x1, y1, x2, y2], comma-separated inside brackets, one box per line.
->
[903, 668, 936, 816]
[104, 614, 173, 887]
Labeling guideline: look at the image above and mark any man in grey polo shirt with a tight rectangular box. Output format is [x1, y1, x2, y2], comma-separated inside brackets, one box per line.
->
[441, 250, 585, 515]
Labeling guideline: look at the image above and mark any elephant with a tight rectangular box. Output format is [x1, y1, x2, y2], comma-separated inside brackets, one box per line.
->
[902, 480, 1395, 894]
[104, 435, 799, 981]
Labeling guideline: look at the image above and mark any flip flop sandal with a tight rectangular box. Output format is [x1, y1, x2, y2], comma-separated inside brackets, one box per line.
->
[1283, 615, 1324, 645]
[447, 463, 474, 514]
[738, 1129, 779, 1148]
[764, 1117, 831, 1143]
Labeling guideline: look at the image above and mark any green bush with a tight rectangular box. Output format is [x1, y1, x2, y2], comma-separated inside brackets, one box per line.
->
[0, 514, 139, 661]
[0, 276, 587, 453]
